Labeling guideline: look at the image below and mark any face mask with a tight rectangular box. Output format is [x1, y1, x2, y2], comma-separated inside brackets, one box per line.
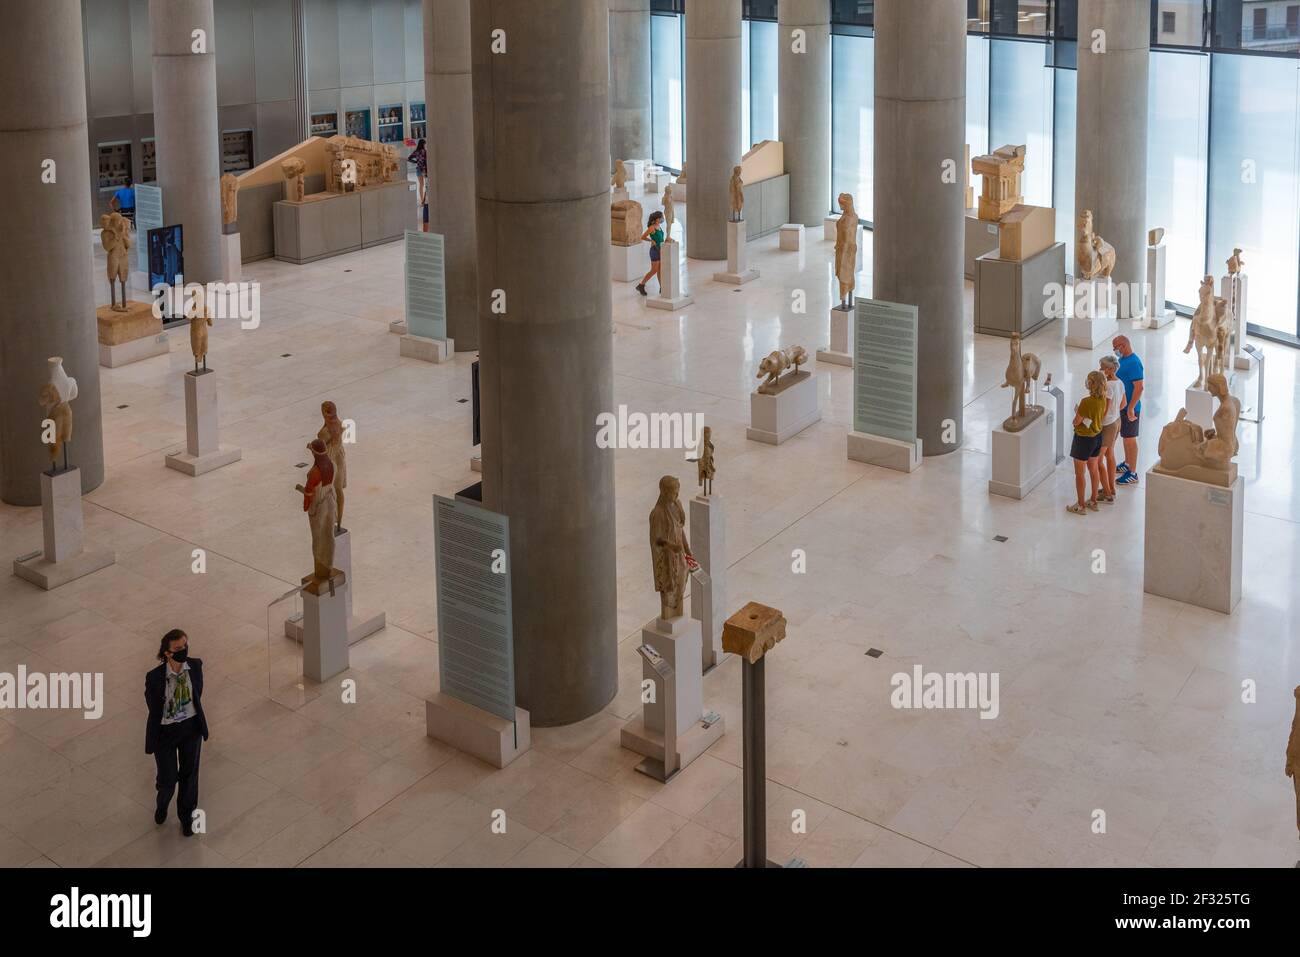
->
[170, 648, 189, 663]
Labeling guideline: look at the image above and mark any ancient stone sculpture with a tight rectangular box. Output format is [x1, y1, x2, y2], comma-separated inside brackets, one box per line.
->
[318, 401, 348, 531]
[1153, 373, 1241, 487]
[676, 162, 687, 184]
[1148, 227, 1165, 247]
[1076, 210, 1116, 281]
[1287, 686, 1300, 838]
[295, 438, 338, 593]
[38, 381, 72, 472]
[1185, 275, 1229, 388]
[611, 199, 643, 246]
[697, 426, 715, 497]
[282, 157, 307, 202]
[100, 212, 132, 312]
[756, 346, 808, 395]
[189, 311, 211, 373]
[612, 161, 628, 191]
[649, 474, 692, 621]
[1000, 333, 1043, 432]
[323, 136, 397, 192]
[835, 193, 860, 309]
[1227, 248, 1245, 275]
[380, 144, 399, 183]
[220, 173, 239, 226]
[662, 183, 675, 237]
[340, 159, 358, 192]
[972, 144, 1026, 222]
[47, 357, 78, 405]
[729, 166, 744, 222]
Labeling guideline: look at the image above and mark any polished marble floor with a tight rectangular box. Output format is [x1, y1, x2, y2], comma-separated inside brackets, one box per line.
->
[1, 181, 1297, 868]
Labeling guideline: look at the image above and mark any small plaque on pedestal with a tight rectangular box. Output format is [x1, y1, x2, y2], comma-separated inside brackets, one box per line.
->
[747, 371, 821, 445]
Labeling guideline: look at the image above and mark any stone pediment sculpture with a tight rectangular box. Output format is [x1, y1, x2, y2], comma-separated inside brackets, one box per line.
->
[220, 173, 239, 226]
[722, 602, 786, 664]
[611, 199, 643, 246]
[1076, 210, 1116, 281]
[1153, 373, 1240, 487]
[340, 159, 358, 192]
[729, 165, 744, 222]
[835, 193, 860, 309]
[1185, 275, 1229, 389]
[100, 211, 132, 312]
[281, 157, 307, 201]
[1227, 248, 1245, 275]
[612, 160, 628, 190]
[756, 346, 808, 395]
[972, 144, 1026, 222]
[318, 401, 348, 531]
[295, 438, 339, 594]
[1000, 333, 1043, 432]
[189, 311, 212, 373]
[324, 136, 398, 192]
[649, 475, 692, 621]
[1148, 227, 1165, 247]
[696, 426, 715, 496]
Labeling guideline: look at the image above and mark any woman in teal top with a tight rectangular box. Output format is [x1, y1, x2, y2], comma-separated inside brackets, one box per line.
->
[636, 210, 666, 297]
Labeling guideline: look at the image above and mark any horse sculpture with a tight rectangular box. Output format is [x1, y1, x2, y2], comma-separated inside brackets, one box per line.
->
[1185, 275, 1229, 389]
[1001, 333, 1042, 431]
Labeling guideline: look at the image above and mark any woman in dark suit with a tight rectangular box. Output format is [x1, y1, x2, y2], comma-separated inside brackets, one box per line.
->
[144, 629, 209, 836]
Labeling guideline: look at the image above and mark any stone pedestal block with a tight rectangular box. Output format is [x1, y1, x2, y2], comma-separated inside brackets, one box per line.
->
[816, 306, 853, 367]
[689, 494, 726, 673]
[713, 219, 759, 285]
[426, 692, 531, 769]
[747, 372, 820, 445]
[165, 369, 242, 476]
[989, 413, 1053, 499]
[12, 468, 115, 590]
[1143, 470, 1243, 614]
[302, 573, 350, 682]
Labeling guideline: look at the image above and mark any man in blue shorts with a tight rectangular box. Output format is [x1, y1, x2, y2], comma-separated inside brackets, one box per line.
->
[1112, 335, 1144, 486]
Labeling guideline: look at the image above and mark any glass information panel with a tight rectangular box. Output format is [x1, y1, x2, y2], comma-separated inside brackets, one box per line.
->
[404, 230, 446, 341]
[135, 185, 163, 274]
[853, 297, 918, 444]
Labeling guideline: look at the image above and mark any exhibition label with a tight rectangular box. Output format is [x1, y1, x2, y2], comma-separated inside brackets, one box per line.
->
[853, 298, 918, 444]
[135, 185, 163, 274]
[405, 229, 447, 341]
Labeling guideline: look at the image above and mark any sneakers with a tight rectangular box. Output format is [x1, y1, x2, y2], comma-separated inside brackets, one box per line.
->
[1117, 462, 1132, 475]
[1117, 471, 1139, 486]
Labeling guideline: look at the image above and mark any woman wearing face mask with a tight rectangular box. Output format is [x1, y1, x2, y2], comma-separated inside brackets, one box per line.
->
[144, 629, 209, 836]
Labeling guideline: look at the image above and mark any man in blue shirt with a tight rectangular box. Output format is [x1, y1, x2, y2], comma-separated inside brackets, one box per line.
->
[111, 177, 135, 226]
[1112, 335, 1145, 486]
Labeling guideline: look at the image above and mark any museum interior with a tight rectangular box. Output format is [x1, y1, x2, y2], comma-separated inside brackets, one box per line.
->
[0, 0, 1298, 873]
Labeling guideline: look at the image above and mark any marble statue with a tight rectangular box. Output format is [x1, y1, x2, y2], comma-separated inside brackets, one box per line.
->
[649, 475, 693, 621]
[220, 173, 239, 226]
[38, 381, 72, 472]
[47, 357, 78, 404]
[757, 346, 808, 395]
[1000, 333, 1043, 432]
[728, 166, 744, 223]
[318, 401, 348, 531]
[1076, 210, 1116, 280]
[697, 426, 715, 497]
[971, 144, 1026, 221]
[612, 161, 628, 190]
[100, 212, 132, 312]
[189, 312, 211, 373]
[282, 157, 307, 202]
[835, 193, 860, 309]
[1227, 248, 1245, 275]
[1287, 686, 1300, 838]
[1148, 227, 1165, 247]
[611, 199, 643, 246]
[676, 162, 687, 184]
[662, 183, 675, 237]
[1185, 275, 1229, 388]
[295, 438, 338, 592]
[1153, 373, 1241, 487]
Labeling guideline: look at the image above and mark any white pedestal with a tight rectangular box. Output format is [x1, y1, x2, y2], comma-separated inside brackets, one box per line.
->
[1067, 278, 1119, 349]
[713, 220, 759, 285]
[400, 333, 454, 363]
[13, 468, 116, 590]
[816, 305, 853, 367]
[611, 187, 629, 204]
[388, 319, 408, 335]
[302, 575, 350, 682]
[689, 495, 726, 674]
[285, 529, 385, 646]
[1143, 471, 1243, 614]
[99, 330, 169, 368]
[747, 372, 821, 445]
[779, 223, 804, 251]
[647, 239, 693, 311]
[165, 370, 242, 476]
[610, 242, 647, 282]
[426, 691, 531, 769]
[625, 160, 645, 183]
[1222, 273, 1248, 370]
[1184, 384, 1217, 430]
[988, 413, 1053, 499]
[823, 214, 840, 241]
[672, 182, 686, 203]
[847, 431, 923, 473]
[648, 170, 671, 193]
[1146, 244, 1175, 328]
[220, 232, 241, 283]
[470, 452, 482, 473]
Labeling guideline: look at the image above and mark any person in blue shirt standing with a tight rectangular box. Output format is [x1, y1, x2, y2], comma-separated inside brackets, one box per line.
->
[110, 175, 135, 226]
[1112, 335, 1145, 486]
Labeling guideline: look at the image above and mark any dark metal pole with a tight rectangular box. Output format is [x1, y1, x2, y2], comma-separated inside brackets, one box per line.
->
[741, 656, 766, 867]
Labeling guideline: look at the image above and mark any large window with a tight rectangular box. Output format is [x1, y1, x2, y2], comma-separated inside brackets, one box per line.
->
[1052, 65, 1077, 264]
[989, 38, 1054, 206]
[651, 13, 684, 171]
[831, 32, 875, 223]
[749, 19, 779, 147]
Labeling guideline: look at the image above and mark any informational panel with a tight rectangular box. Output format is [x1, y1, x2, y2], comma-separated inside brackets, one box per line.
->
[433, 495, 515, 722]
[853, 298, 918, 444]
[135, 184, 163, 273]
[404, 230, 447, 342]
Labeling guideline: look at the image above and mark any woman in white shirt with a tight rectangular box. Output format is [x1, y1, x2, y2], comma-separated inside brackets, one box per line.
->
[1098, 354, 1127, 503]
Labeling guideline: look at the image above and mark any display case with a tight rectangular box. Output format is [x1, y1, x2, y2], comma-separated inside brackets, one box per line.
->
[410, 102, 426, 142]
[345, 109, 371, 140]
[141, 138, 157, 183]
[378, 104, 404, 144]
[97, 141, 132, 192]
[221, 129, 254, 174]
[310, 112, 338, 137]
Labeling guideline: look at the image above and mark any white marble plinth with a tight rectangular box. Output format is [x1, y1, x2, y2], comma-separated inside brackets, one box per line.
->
[302, 575, 350, 682]
[13, 468, 115, 591]
[400, 333, 454, 363]
[1067, 278, 1119, 349]
[426, 691, 531, 769]
[99, 331, 169, 368]
[625, 160, 645, 183]
[747, 372, 821, 445]
[649, 170, 671, 193]
[989, 413, 1054, 499]
[647, 239, 693, 311]
[1146, 243, 1174, 328]
[672, 182, 686, 203]
[220, 232, 241, 283]
[779, 223, 805, 251]
[1143, 470, 1243, 614]
[388, 319, 408, 335]
[689, 494, 726, 674]
[847, 431, 923, 473]
[823, 214, 840, 241]
[285, 529, 385, 646]
[610, 242, 647, 283]
[816, 305, 853, 367]
[165, 370, 242, 476]
[1185, 384, 1217, 430]
[714, 220, 759, 285]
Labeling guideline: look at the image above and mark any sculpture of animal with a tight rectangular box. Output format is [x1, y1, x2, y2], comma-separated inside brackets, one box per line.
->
[757, 346, 808, 393]
[1001, 333, 1041, 424]
[1076, 210, 1116, 280]
[1185, 275, 1228, 388]
[38, 382, 72, 468]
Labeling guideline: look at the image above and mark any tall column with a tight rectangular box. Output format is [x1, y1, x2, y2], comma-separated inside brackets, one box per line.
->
[874, 0, 966, 456]
[686, 0, 742, 261]
[0, 0, 104, 504]
[424, 0, 479, 349]
[609, 0, 652, 166]
[150, 0, 222, 285]
[779, 0, 831, 227]
[1076, 0, 1149, 319]
[471, 0, 617, 727]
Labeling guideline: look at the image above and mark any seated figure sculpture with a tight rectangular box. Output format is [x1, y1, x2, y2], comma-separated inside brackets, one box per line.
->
[1076, 210, 1116, 281]
[1153, 373, 1241, 487]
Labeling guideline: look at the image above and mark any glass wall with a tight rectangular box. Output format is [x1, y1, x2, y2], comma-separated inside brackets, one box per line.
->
[831, 32, 875, 222]
[651, 13, 684, 171]
[749, 20, 780, 146]
[967, 35, 991, 158]
[1052, 66, 1077, 264]
[989, 38, 1054, 206]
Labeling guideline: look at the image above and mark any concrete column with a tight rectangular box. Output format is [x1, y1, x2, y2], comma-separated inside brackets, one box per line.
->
[1076, 0, 1149, 319]
[874, 0, 966, 456]
[779, 0, 831, 226]
[471, 0, 617, 727]
[686, 0, 742, 260]
[150, 0, 222, 285]
[424, 0, 479, 349]
[609, 0, 652, 166]
[0, 0, 104, 504]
